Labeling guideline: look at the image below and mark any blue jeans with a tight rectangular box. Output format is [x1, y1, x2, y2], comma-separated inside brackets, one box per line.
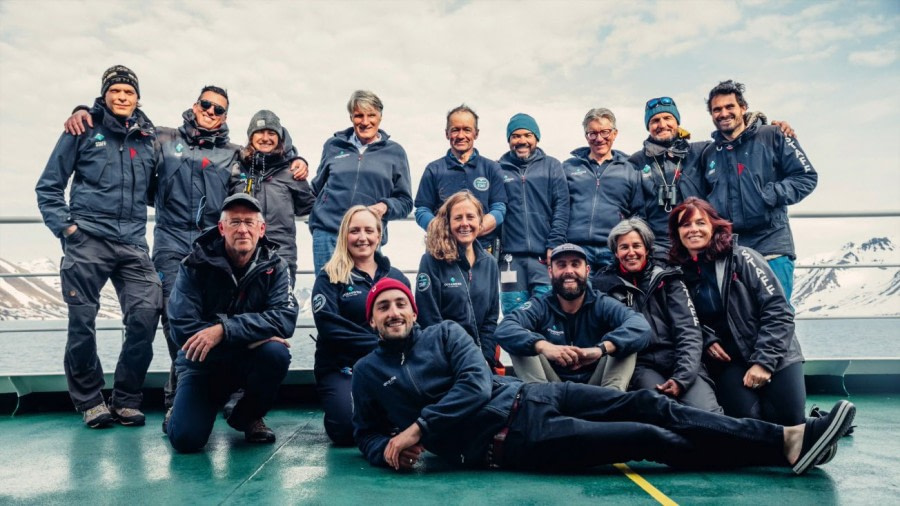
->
[767, 256, 795, 303]
[311, 229, 339, 275]
[167, 341, 291, 453]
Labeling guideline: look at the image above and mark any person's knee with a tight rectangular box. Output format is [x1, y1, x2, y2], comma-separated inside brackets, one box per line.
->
[255, 342, 292, 375]
[323, 418, 355, 446]
[167, 416, 211, 453]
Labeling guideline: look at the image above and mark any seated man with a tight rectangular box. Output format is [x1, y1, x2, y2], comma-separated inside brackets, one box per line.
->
[166, 194, 298, 452]
[494, 243, 650, 390]
[352, 278, 855, 475]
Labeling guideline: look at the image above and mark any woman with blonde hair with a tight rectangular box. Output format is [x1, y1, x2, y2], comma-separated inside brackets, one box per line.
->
[311, 205, 409, 445]
[416, 191, 502, 372]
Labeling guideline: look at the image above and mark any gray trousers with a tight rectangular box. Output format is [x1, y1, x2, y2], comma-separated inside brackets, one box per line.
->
[510, 352, 637, 391]
[60, 230, 161, 411]
[630, 366, 723, 413]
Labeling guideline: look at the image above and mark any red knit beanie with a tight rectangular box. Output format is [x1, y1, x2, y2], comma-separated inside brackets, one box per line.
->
[365, 278, 417, 321]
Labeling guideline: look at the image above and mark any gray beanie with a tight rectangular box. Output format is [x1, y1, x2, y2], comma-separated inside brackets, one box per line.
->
[101, 65, 140, 98]
[247, 110, 283, 139]
[506, 113, 541, 141]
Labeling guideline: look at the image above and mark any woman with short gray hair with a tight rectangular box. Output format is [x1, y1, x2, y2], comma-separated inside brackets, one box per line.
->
[593, 217, 722, 412]
[308, 90, 413, 273]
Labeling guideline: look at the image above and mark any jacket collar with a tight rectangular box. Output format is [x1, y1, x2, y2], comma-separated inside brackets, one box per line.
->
[179, 109, 231, 147]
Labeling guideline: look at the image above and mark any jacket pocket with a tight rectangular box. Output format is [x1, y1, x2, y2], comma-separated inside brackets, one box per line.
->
[734, 173, 773, 231]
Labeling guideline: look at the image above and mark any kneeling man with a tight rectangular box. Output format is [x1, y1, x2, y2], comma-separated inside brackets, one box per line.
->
[166, 194, 298, 452]
[352, 278, 854, 475]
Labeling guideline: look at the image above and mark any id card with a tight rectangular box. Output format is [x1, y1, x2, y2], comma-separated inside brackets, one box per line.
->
[500, 270, 518, 284]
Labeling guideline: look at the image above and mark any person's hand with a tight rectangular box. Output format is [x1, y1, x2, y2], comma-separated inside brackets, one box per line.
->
[367, 202, 388, 219]
[290, 159, 309, 180]
[183, 323, 225, 362]
[535, 341, 581, 368]
[656, 379, 683, 398]
[478, 214, 497, 236]
[545, 249, 552, 265]
[247, 336, 291, 350]
[63, 224, 79, 237]
[771, 120, 796, 138]
[707, 342, 731, 362]
[65, 109, 93, 135]
[743, 364, 772, 390]
[384, 423, 423, 471]
[571, 345, 604, 370]
[398, 444, 425, 471]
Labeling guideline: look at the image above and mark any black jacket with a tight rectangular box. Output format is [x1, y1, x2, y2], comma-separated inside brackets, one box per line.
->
[167, 228, 299, 369]
[311, 252, 409, 377]
[593, 262, 706, 389]
[682, 245, 804, 373]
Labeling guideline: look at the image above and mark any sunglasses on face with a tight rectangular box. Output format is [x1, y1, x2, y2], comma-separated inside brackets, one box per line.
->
[198, 99, 227, 116]
[646, 97, 675, 110]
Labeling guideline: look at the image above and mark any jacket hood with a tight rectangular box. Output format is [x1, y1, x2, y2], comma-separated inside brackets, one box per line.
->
[334, 126, 391, 146]
[184, 226, 281, 272]
[711, 116, 762, 146]
[89, 96, 155, 137]
[642, 135, 691, 159]
[179, 109, 231, 147]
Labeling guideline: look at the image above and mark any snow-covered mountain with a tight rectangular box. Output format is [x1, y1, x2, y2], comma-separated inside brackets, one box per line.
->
[793, 236, 899, 317]
[1, 237, 897, 319]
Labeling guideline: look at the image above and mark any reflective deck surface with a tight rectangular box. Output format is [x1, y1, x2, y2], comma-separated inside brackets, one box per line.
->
[1, 394, 897, 505]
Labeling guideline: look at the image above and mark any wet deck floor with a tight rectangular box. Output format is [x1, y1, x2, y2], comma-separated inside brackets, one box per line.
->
[1, 393, 897, 505]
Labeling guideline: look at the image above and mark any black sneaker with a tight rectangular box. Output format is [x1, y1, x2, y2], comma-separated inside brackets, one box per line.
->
[793, 400, 856, 475]
[111, 406, 146, 426]
[809, 405, 855, 436]
[82, 402, 114, 429]
[245, 418, 276, 444]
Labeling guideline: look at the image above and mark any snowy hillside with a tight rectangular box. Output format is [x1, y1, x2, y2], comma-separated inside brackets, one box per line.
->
[1, 237, 898, 319]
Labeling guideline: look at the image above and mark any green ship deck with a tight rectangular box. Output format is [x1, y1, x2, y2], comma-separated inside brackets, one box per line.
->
[2, 392, 897, 505]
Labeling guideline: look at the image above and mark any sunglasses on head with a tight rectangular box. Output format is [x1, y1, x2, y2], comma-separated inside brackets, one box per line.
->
[646, 97, 675, 110]
[198, 99, 227, 116]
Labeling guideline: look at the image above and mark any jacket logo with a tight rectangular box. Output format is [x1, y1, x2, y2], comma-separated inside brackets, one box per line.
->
[383, 376, 397, 387]
[312, 294, 326, 313]
[416, 273, 431, 292]
[503, 175, 515, 183]
[520, 301, 532, 311]
[443, 276, 462, 289]
[129, 147, 137, 159]
[708, 161, 716, 170]
[342, 286, 362, 299]
[201, 157, 211, 169]
[546, 326, 565, 337]
[737, 163, 746, 176]
[740, 249, 776, 295]
[175, 143, 184, 153]
[93, 133, 105, 142]
[335, 152, 350, 159]
[642, 165, 651, 173]
[473, 177, 490, 191]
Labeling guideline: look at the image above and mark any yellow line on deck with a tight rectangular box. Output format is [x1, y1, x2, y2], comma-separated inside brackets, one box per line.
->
[614, 463, 678, 506]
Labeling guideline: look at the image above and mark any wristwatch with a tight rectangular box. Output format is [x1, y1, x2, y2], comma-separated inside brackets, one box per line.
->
[597, 344, 606, 358]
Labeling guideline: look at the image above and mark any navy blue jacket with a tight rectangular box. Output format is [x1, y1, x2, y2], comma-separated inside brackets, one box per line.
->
[352, 321, 522, 467]
[563, 148, 643, 247]
[494, 289, 651, 383]
[629, 138, 707, 259]
[154, 110, 240, 257]
[698, 122, 818, 258]
[167, 228, 299, 369]
[497, 148, 570, 255]
[309, 128, 413, 244]
[36, 98, 158, 248]
[415, 243, 500, 368]
[230, 135, 314, 269]
[593, 262, 706, 390]
[414, 148, 508, 247]
[311, 252, 410, 377]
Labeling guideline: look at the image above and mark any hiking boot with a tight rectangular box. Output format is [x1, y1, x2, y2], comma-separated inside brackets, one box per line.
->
[82, 402, 114, 429]
[162, 407, 173, 434]
[793, 400, 856, 475]
[245, 418, 276, 444]
[810, 405, 855, 436]
[111, 406, 146, 426]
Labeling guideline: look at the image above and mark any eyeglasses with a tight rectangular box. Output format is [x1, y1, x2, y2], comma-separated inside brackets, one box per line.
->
[223, 219, 260, 229]
[198, 99, 227, 116]
[585, 129, 615, 140]
[646, 97, 676, 110]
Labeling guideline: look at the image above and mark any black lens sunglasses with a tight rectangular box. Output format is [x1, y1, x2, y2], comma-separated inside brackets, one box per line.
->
[198, 99, 227, 116]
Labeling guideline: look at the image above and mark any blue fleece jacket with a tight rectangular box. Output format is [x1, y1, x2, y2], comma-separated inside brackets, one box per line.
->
[497, 148, 570, 255]
[36, 98, 158, 248]
[563, 148, 643, 248]
[414, 148, 507, 247]
[309, 127, 413, 245]
[494, 288, 651, 383]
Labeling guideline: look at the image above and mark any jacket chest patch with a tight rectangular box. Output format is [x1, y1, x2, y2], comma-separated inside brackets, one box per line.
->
[312, 294, 326, 313]
[416, 274, 431, 291]
[443, 276, 463, 289]
[473, 177, 490, 191]
[546, 325, 565, 337]
[502, 175, 516, 183]
[175, 143, 184, 153]
[341, 285, 363, 298]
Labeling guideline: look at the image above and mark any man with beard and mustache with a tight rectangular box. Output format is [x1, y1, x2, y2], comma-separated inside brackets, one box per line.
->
[496, 114, 570, 313]
[698, 80, 816, 300]
[494, 243, 650, 390]
[629, 96, 798, 263]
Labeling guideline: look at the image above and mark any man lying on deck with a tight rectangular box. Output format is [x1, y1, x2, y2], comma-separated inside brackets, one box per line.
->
[351, 278, 855, 475]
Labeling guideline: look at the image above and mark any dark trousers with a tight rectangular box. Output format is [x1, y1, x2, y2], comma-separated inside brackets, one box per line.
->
[60, 230, 161, 411]
[714, 360, 806, 426]
[631, 366, 723, 413]
[315, 370, 355, 446]
[502, 382, 785, 471]
[167, 341, 291, 453]
[154, 251, 183, 409]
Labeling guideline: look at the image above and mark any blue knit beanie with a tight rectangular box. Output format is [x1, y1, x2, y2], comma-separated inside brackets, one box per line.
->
[506, 113, 541, 141]
[644, 98, 680, 130]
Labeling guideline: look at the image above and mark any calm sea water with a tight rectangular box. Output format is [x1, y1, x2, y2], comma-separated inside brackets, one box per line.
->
[0, 318, 898, 375]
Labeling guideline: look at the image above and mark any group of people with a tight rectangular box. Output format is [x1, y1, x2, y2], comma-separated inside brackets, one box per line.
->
[35, 64, 855, 476]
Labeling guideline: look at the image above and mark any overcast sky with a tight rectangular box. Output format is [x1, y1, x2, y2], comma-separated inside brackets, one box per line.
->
[1, 0, 898, 267]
